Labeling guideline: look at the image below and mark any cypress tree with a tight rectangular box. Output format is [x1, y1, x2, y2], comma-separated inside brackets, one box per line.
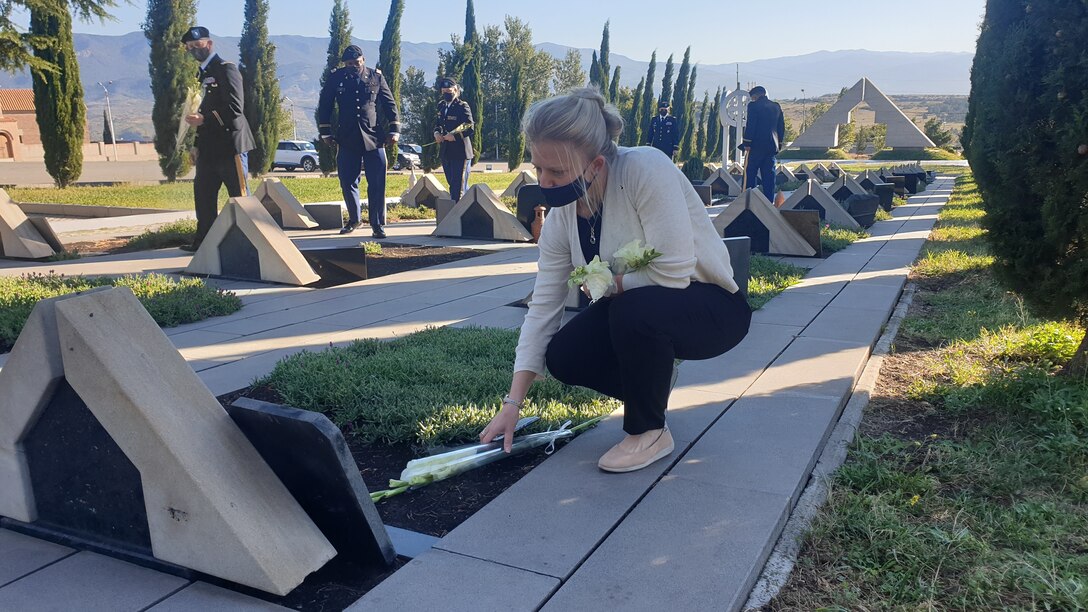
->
[314, 0, 351, 176]
[679, 62, 696, 159]
[421, 64, 442, 172]
[695, 91, 708, 156]
[607, 66, 621, 109]
[660, 54, 674, 111]
[378, 0, 404, 169]
[598, 21, 610, 101]
[240, 0, 280, 176]
[30, 4, 83, 188]
[964, 0, 1088, 373]
[639, 51, 656, 145]
[671, 48, 690, 133]
[144, 0, 197, 182]
[588, 50, 600, 90]
[627, 76, 644, 147]
[462, 0, 483, 160]
[507, 62, 529, 171]
[706, 86, 721, 159]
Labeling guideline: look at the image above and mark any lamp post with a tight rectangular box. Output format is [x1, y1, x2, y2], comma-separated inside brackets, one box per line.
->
[282, 96, 297, 140]
[801, 88, 807, 132]
[97, 81, 118, 162]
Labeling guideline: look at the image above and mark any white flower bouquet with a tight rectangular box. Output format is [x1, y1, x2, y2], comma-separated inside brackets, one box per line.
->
[568, 255, 614, 302]
[612, 239, 662, 273]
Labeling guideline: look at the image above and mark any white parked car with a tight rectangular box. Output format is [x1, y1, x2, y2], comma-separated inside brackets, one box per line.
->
[272, 140, 318, 172]
[394, 143, 421, 170]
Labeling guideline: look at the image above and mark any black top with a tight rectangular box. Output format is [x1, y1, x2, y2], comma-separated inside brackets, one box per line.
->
[196, 54, 256, 156]
[742, 96, 786, 156]
[435, 98, 475, 160]
[317, 66, 401, 152]
[576, 207, 603, 264]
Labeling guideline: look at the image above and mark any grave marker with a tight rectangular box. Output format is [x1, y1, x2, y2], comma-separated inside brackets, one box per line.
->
[828, 174, 868, 203]
[185, 196, 320, 286]
[433, 184, 532, 242]
[500, 170, 538, 199]
[780, 179, 860, 229]
[703, 168, 742, 198]
[711, 189, 816, 257]
[0, 288, 336, 595]
[0, 189, 61, 259]
[253, 179, 319, 229]
[779, 209, 823, 256]
[400, 174, 450, 209]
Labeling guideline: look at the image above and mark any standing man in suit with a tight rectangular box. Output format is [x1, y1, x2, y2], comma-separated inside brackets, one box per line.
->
[181, 26, 255, 251]
[740, 85, 785, 203]
[646, 99, 680, 160]
[318, 45, 401, 237]
[433, 77, 475, 201]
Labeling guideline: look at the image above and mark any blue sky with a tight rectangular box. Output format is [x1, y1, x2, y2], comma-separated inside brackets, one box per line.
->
[69, 0, 987, 63]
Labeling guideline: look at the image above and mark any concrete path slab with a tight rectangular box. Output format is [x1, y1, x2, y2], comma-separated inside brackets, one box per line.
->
[0, 528, 73, 587]
[145, 582, 290, 611]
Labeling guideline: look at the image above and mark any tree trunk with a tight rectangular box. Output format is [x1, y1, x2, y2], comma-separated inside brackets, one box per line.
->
[1062, 322, 1088, 378]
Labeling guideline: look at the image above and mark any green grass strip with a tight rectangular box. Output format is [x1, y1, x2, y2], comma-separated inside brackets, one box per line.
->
[0, 272, 241, 352]
[258, 326, 619, 448]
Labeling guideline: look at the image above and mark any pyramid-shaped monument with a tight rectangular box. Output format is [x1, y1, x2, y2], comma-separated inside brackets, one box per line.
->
[703, 168, 743, 197]
[780, 180, 860, 229]
[712, 189, 816, 256]
[790, 78, 936, 149]
[433, 184, 532, 241]
[501, 169, 539, 199]
[253, 178, 319, 229]
[0, 189, 63, 259]
[400, 173, 450, 209]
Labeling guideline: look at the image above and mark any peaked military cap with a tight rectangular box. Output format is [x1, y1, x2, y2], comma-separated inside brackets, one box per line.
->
[437, 77, 459, 89]
[658, 99, 670, 108]
[181, 26, 210, 44]
[341, 45, 364, 61]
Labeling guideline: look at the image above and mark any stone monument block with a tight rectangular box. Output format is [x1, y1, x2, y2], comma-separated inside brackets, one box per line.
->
[779, 209, 823, 256]
[693, 184, 713, 206]
[780, 179, 860, 229]
[711, 189, 816, 257]
[829, 174, 868, 203]
[185, 196, 320, 286]
[515, 184, 547, 233]
[432, 184, 532, 242]
[1, 288, 337, 595]
[228, 397, 396, 567]
[774, 165, 797, 186]
[789, 78, 936, 150]
[843, 193, 880, 228]
[500, 169, 538, 199]
[400, 174, 450, 209]
[793, 163, 814, 183]
[303, 203, 345, 230]
[827, 162, 844, 178]
[810, 163, 834, 183]
[722, 236, 751, 296]
[300, 245, 369, 286]
[253, 179, 319, 229]
[435, 197, 455, 225]
[703, 168, 742, 197]
[0, 189, 59, 259]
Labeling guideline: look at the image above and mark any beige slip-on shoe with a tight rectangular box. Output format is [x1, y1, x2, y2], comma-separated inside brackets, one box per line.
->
[598, 426, 675, 473]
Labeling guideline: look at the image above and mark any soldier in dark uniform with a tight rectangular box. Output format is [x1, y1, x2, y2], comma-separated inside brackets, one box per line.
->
[646, 99, 680, 160]
[433, 77, 475, 201]
[318, 45, 401, 237]
[181, 26, 255, 251]
[740, 85, 785, 203]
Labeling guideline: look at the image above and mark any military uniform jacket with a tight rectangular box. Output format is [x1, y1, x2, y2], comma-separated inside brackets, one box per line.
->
[743, 97, 785, 156]
[647, 115, 680, 154]
[434, 98, 475, 160]
[318, 66, 401, 151]
[195, 54, 255, 157]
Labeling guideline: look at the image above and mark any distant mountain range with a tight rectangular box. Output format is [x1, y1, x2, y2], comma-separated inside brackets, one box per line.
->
[0, 32, 973, 140]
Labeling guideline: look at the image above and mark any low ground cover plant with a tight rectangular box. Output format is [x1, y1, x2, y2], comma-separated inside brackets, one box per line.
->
[0, 272, 241, 352]
[770, 173, 1088, 610]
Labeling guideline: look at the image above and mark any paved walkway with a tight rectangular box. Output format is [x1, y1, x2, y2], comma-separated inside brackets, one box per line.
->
[0, 178, 953, 610]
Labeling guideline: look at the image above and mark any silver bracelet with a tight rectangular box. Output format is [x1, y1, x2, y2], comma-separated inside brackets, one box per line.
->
[502, 395, 523, 409]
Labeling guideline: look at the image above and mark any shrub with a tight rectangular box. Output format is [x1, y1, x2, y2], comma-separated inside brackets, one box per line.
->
[124, 219, 197, 251]
[871, 148, 962, 161]
[681, 156, 707, 182]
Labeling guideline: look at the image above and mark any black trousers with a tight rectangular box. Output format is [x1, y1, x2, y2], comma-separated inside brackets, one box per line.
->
[193, 150, 248, 245]
[441, 155, 471, 202]
[545, 282, 751, 435]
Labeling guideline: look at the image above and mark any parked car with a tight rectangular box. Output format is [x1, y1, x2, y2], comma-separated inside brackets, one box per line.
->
[272, 140, 318, 172]
[394, 143, 421, 170]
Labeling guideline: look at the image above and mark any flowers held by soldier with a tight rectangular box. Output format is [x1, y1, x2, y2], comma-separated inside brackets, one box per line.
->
[568, 256, 614, 302]
[612, 239, 662, 273]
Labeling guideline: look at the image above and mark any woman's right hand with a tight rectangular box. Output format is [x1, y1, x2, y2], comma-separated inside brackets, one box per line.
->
[479, 402, 520, 453]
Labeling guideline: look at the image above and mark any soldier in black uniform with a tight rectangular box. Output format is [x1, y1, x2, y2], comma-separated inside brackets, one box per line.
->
[740, 85, 785, 203]
[318, 45, 401, 237]
[181, 26, 255, 251]
[433, 77, 475, 201]
[646, 99, 680, 160]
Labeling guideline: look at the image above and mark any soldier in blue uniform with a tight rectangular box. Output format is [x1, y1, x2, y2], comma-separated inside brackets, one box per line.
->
[180, 26, 255, 251]
[433, 77, 475, 201]
[740, 85, 785, 203]
[318, 45, 401, 237]
[646, 99, 679, 160]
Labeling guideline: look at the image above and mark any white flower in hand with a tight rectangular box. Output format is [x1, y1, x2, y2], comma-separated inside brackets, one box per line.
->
[612, 239, 663, 272]
[568, 256, 614, 302]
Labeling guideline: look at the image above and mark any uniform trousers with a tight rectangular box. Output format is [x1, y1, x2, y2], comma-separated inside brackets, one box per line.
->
[441, 155, 472, 202]
[545, 282, 751, 435]
[193, 150, 249, 246]
[745, 152, 777, 203]
[337, 145, 388, 229]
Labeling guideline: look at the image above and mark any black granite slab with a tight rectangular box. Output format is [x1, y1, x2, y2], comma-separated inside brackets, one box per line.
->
[259, 196, 285, 228]
[301, 246, 368, 287]
[722, 208, 770, 254]
[722, 236, 751, 296]
[460, 200, 495, 239]
[779, 209, 822, 256]
[218, 224, 261, 280]
[227, 397, 396, 568]
[844, 193, 880, 228]
[515, 184, 546, 233]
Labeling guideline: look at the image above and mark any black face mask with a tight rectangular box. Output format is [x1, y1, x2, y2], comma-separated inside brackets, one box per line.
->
[658, 109, 668, 116]
[442, 92, 454, 102]
[539, 163, 595, 207]
[188, 47, 211, 63]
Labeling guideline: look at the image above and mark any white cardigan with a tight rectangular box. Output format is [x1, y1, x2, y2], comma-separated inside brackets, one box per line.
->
[514, 146, 740, 376]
